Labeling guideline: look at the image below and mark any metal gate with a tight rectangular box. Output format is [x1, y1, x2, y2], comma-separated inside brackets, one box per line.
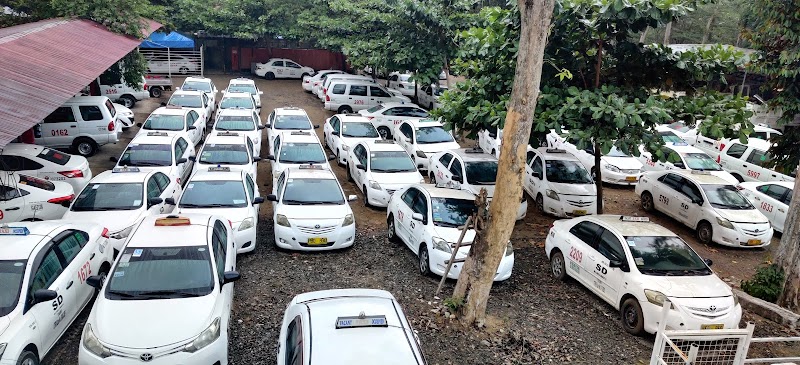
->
[138, 46, 204, 77]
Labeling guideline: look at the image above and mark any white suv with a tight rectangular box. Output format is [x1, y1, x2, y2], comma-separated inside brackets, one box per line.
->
[34, 96, 121, 156]
[325, 80, 410, 113]
[717, 139, 795, 183]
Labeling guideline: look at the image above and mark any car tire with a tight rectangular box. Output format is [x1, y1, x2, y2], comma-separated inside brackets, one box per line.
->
[621, 298, 645, 336]
[377, 126, 391, 140]
[363, 185, 371, 207]
[640, 191, 655, 212]
[491, 149, 497, 157]
[732, 173, 744, 183]
[301, 73, 310, 78]
[179, 66, 189, 75]
[429, 172, 437, 185]
[73, 138, 98, 157]
[347, 163, 353, 182]
[697, 221, 713, 244]
[536, 194, 545, 213]
[550, 250, 567, 281]
[418, 245, 431, 276]
[591, 167, 598, 181]
[429, 102, 434, 110]
[119, 94, 136, 108]
[17, 350, 39, 365]
[149, 86, 163, 98]
[336, 149, 344, 166]
[338, 106, 353, 114]
[387, 214, 400, 243]
[265, 72, 275, 80]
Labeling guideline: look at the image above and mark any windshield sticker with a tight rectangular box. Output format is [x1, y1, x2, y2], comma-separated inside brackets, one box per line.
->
[371, 153, 376, 157]
[432, 212, 443, 221]
[209, 144, 215, 147]
[287, 179, 293, 183]
[120, 253, 132, 263]
[187, 184, 194, 189]
[129, 144, 138, 147]
[113, 271, 125, 278]
[92, 185, 100, 189]
[634, 257, 645, 266]
[198, 247, 206, 251]
[627, 240, 635, 247]
[117, 262, 129, 268]
[233, 199, 245, 204]
[133, 199, 142, 206]
[14, 262, 23, 266]
[132, 249, 143, 257]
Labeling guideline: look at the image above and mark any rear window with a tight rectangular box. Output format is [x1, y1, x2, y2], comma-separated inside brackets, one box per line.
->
[332, 84, 346, 95]
[366, 105, 384, 113]
[18, 174, 55, 191]
[105, 100, 116, 118]
[37, 148, 71, 165]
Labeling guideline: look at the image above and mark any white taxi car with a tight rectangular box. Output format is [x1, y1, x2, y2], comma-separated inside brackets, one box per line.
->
[386, 183, 514, 281]
[738, 181, 793, 233]
[636, 170, 773, 247]
[63, 168, 181, 255]
[180, 76, 218, 112]
[637, 142, 738, 184]
[387, 72, 416, 97]
[525, 147, 596, 217]
[136, 106, 204, 145]
[214, 91, 256, 122]
[0, 172, 74, 222]
[213, 108, 264, 156]
[684, 121, 782, 155]
[277, 289, 426, 365]
[112, 103, 135, 128]
[417, 84, 448, 110]
[192, 131, 260, 181]
[323, 114, 382, 165]
[302, 69, 344, 92]
[269, 166, 357, 251]
[254, 58, 314, 79]
[79, 214, 239, 365]
[346, 140, 424, 207]
[393, 119, 460, 171]
[113, 132, 195, 185]
[0, 222, 114, 365]
[357, 102, 429, 140]
[166, 90, 213, 126]
[718, 139, 795, 183]
[477, 128, 503, 158]
[548, 131, 644, 185]
[545, 215, 741, 335]
[0, 143, 92, 191]
[34, 96, 121, 157]
[266, 107, 318, 154]
[224, 77, 262, 110]
[428, 148, 527, 220]
[176, 167, 262, 253]
[269, 131, 334, 183]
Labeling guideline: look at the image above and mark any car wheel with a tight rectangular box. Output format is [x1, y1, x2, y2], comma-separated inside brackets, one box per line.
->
[377, 126, 391, 140]
[387, 214, 400, 243]
[732, 173, 744, 183]
[336, 149, 343, 166]
[338, 106, 353, 114]
[418, 245, 431, 276]
[266, 72, 275, 80]
[697, 221, 713, 244]
[302, 73, 310, 78]
[323, 134, 329, 149]
[73, 138, 98, 156]
[536, 194, 545, 213]
[550, 250, 567, 281]
[491, 149, 497, 157]
[149, 86, 163, 98]
[347, 163, 353, 182]
[363, 186, 371, 207]
[119, 94, 136, 108]
[591, 167, 598, 181]
[640, 191, 655, 212]
[429, 172, 437, 185]
[179, 66, 189, 75]
[429, 102, 434, 110]
[621, 298, 645, 336]
[17, 350, 39, 365]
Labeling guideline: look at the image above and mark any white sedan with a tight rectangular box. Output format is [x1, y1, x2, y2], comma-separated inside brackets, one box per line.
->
[0, 143, 92, 192]
[254, 58, 314, 79]
[192, 131, 260, 181]
[323, 114, 382, 165]
[637, 142, 738, 184]
[213, 109, 264, 156]
[346, 140, 424, 207]
[547, 131, 644, 185]
[393, 119, 460, 171]
[113, 132, 195, 186]
[477, 128, 503, 158]
[357, 102, 429, 140]
[0, 172, 75, 222]
[545, 215, 741, 335]
[738, 181, 793, 233]
[386, 184, 514, 281]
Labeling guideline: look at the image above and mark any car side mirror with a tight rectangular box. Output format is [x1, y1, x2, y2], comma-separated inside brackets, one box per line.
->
[673, 162, 685, 169]
[176, 158, 187, 164]
[265, 123, 271, 128]
[693, 199, 703, 206]
[31, 289, 58, 305]
[188, 155, 196, 162]
[609, 259, 629, 272]
[267, 194, 278, 202]
[223, 271, 240, 285]
[258, 91, 264, 95]
[328, 155, 336, 161]
[314, 125, 320, 129]
[86, 275, 104, 289]
[258, 125, 266, 130]
[253, 157, 262, 163]
[356, 164, 366, 171]
[533, 171, 542, 180]
[136, 122, 143, 127]
[148, 197, 163, 207]
[109, 156, 119, 163]
[412, 213, 424, 222]
[452, 175, 463, 183]
[160, 102, 167, 107]
[333, 131, 340, 136]
[267, 155, 276, 161]
[348, 195, 357, 201]
[164, 197, 176, 205]
[188, 125, 197, 130]
[252, 197, 265, 205]
[489, 132, 497, 138]
[704, 258, 713, 267]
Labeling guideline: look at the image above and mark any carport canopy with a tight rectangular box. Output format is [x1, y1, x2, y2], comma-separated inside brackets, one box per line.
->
[0, 18, 162, 148]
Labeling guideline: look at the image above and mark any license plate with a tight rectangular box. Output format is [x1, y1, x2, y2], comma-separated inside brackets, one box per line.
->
[573, 209, 587, 216]
[625, 176, 638, 181]
[307, 237, 328, 245]
[701, 324, 724, 330]
[747, 239, 761, 246]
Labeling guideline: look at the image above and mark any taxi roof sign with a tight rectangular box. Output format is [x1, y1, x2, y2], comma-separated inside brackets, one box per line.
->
[373, 139, 395, 144]
[290, 131, 312, 136]
[208, 166, 230, 172]
[435, 180, 461, 190]
[0, 226, 30, 235]
[464, 147, 483, 154]
[691, 170, 711, 175]
[335, 314, 388, 329]
[112, 167, 141, 173]
[165, 105, 183, 109]
[155, 216, 191, 226]
[146, 131, 169, 137]
[671, 141, 689, 146]
[216, 131, 240, 137]
[298, 164, 324, 170]
[620, 216, 650, 222]
[546, 148, 567, 153]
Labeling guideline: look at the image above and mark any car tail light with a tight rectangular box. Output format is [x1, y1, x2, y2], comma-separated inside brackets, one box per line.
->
[107, 121, 115, 132]
[101, 227, 110, 238]
[48, 194, 74, 207]
[716, 155, 721, 163]
[304, 80, 310, 83]
[323, 87, 327, 94]
[718, 143, 725, 151]
[143, 82, 149, 91]
[736, 185, 744, 190]
[549, 223, 554, 230]
[366, 116, 374, 120]
[326, 94, 330, 102]
[58, 170, 84, 178]
[228, 220, 233, 228]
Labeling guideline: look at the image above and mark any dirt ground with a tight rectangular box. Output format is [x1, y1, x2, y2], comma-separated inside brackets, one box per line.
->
[42, 73, 797, 365]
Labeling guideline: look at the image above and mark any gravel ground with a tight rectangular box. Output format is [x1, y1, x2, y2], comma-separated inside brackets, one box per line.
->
[42, 74, 795, 365]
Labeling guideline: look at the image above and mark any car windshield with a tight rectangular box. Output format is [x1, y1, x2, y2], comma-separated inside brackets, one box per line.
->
[220, 96, 254, 110]
[227, 84, 257, 94]
[143, 115, 184, 131]
[216, 115, 256, 131]
[199, 144, 249, 165]
[370, 151, 416, 172]
[366, 105, 384, 113]
[278, 143, 327, 164]
[118, 144, 171, 167]
[36, 148, 70, 165]
[626, 236, 711, 275]
[0, 260, 26, 317]
[433, 87, 448, 96]
[179, 180, 248, 208]
[416, 126, 454, 144]
[683, 153, 722, 171]
[546, 160, 593, 184]
[465, 161, 498, 185]
[660, 131, 684, 143]
[431, 198, 476, 227]
[342, 122, 379, 138]
[399, 75, 411, 82]
[168, 95, 203, 108]
[106, 246, 214, 299]
[71, 183, 143, 211]
[702, 184, 754, 210]
[274, 115, 312, 130]
[181, 81, 212, 92]
[606, 146, 630, 157]
[282, 178, 344, 205]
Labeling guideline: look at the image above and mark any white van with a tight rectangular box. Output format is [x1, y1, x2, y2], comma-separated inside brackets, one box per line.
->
[325, 81, 411, 113]
[718, 139, 795, 183]
[34, 96, 120, 156]
[317, 74, 375, 101]
[97, 70, 149, 108]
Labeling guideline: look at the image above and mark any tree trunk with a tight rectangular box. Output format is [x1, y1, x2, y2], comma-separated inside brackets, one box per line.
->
[701, 12, 717, 44]
[452, 0, 556, 326]
[776, 171, 800, 311]
[639, 27, 649, 43]
[663, 21, 673, 45]
[594, 141, 604, 214]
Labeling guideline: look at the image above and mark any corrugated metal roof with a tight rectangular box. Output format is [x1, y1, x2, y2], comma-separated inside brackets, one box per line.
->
[0, 18, 161, 147]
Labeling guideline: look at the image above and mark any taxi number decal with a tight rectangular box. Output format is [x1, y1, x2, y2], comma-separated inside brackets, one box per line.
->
[276, 69, 284, 74]
[437, 170, 444, 180]
[51, 295, 63, 311]
[761, 201, 773, 213]
[0, 210, 3, 220]
[646, 159, 656, 167]
[51, 129, 69, 136]
[658, 195, 669, 205]
[354, 100, 365, 105]
[595, 264, 608, 275]
[569, 246, 583, 263]
[747, 170, 761, 179]
[78, 261, 92, 283]
[680, 203, 689, 210]
[397, 210, 404, 222]
[105, 88, 118, 94]
[394, 120, 403, 125]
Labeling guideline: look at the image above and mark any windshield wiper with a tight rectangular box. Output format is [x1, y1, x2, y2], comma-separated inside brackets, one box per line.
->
[639, 268, 674, 276]
[283, 160, 325, 164]
[136, 290, 201, 298]
[73, 207, 125, 211]
[434, 221, 461, 228]
[107, 290, 137, 299]
[299, 200, 339, 205]
[180, 203, 231, 208]
[124, 162, 168, 167]
[374, 168, 414, 173]
[202, 161, 246, 165]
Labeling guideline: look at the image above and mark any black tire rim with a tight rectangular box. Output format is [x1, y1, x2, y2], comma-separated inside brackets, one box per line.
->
[378, 128, 389, 140]
[642, 193, 653, 210]
[363, 188, 369, 206]
[699, 224, 712, 243]
[537, 195, 544, 212]
[623, 303, 639, 330]
[388, 219, 395, 239]
[419, 249, 429, 274]
[122, 97, 134, 108]
[551, 254, 563, 278]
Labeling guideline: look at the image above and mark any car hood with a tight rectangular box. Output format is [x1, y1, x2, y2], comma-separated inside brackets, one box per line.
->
[420, 141, 461, 155]
[464, 184, 495, 199]
[371, 171, 423, 186]
[342, 137, 381, 148]
[715, 208, 769, 224]
[176, 207, 251, 223]
[602, 156, 642, 170]
[431, 226, 477, 245]
[391, 95, 412, 103]
[0, 315, 9, 336]
[643, 274, 732, 298]
[62, 209, 144, 231]
[709, 171, 740, 185]
[549, 183, 597, 196]
[93, 294, 217, 348]
[280, 204, 351, 220]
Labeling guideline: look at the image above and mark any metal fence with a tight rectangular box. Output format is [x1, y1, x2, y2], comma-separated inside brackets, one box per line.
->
[138, 47, 204, 77]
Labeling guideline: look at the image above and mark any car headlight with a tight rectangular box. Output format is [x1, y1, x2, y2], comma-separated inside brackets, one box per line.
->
[604, 164, 621, 173]
[644, 289, 674, 309]
[109, 224, 135, 240]
[432, 237, 452, 253]
[546, 189, 560, 201]
[416, 150, 426, 158]
[238, 217, 254, 231]
[342, 214, 354, 226]
[505, 241, 513, 256]
[83, 324, 112, 358]
[276, 214, 291, 227]
[184, 317, 221, 353]
[369, 180, 381, 190]
[420, 178, 426, 184]
[341, 144, 349, 151]
[716, 217, 734, 229]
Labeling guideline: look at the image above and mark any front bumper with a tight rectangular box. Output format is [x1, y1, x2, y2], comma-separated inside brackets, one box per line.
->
[602, 170, 641, 185]
[78, 332, 228, 365]
[233, 223, 257, 253]
[544, 194, 597, 218]
[430, 250, 514, 281]
[713, 222, 773, 248]
[365, 186, 396, 208]
[274, 220, 356, 251]
[641, 300, 742, 335]
[415, 155, 430, 171]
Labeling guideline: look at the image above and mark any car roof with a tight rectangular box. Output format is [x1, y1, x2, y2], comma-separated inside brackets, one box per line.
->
[742, 180, 794, 190]
[221, 92, 252, 99]
[585, 215, 678, 237]
[285, 166, 337, 180]
[149, 106, 189, 116]
[449, 148, 496, 162]
[183, 77, 212, 83]
[204, 131, 249, 144]
[337, 114, 371, 123]
[65, 96, 109, 104]
[88, 169, 156, 184]
[0, 222, 67, 260]
[416, 183, 476, 199]
[228, 78, 255, 85]
[216, 108, 254, 117]
[533, 147, 580, 161]
[377, 102, 420, 110]
[129, 132, 180, 145]
[171, 90, 205, 97]
[126, 214, 213, 248]
[660, 170, 733, 185]
[405, 118, 443, 128]
[1, 143, 57, 156]
[278, 131, 319, 143]
[735, 138, 772, 150]
[274, 107, 308, 116]
[363, 140, 405, 152]
[188, 168, 248, 182]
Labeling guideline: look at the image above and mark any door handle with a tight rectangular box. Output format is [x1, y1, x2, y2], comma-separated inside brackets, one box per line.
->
[70, 125, 77, 128]
[779, 208, 785, 213]
[66, 281, 73, 289]
[743, 165, 748, 167]
[5, 207, 20, 211]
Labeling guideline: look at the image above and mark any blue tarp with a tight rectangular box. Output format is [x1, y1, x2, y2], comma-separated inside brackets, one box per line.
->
[140, 31, 194, 49]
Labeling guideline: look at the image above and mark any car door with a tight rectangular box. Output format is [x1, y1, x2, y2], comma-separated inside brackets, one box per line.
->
[653, 173, 682, 218]
[672, 178, 703, 226]
[0, 183, 26, 222]
[409, 191, 429, 248]
[37, 106, 79, 148]
[326, 116, 340, 150]
[185, 111, 200, 144]
[719, 143, 749, 180]
[202, 94, 213, 124]
[245, 173, 260, 216]
[145, 174, 167, 215]
[744, 147, 785, 182]
[352, 144, 367, 186]
[285, 61, 301, 78]
[174, 137, 191, 184]
[395, 122, 414, 157]
[565, 220, 602, 287]
[754, 184, 785, 228]
[348, 85, 369, 110]
[396, 188, 419, 245]
[155, 172, 178, 213]
[777, 189, 792, 232]
[27, 244, 75, 353]
[585, 228, 626, 305]
[77, 105, 106, 137]
[369, 86, 394, 108]
[53, 229, 96, 319]
[432, 153, 453, 183]
[527, 154, 545, 197]
[211, 220, 235, 324]
[271, 61, 286, 78]
[446, 157, 464, 185]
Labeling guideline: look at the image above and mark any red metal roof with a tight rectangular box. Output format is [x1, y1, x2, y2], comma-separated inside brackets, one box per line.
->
[0, 18, 162, 147]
